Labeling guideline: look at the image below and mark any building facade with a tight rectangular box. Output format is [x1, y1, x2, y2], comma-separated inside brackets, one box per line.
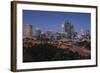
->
[61, 20, 74, 39]
[23, 24, 33, 38]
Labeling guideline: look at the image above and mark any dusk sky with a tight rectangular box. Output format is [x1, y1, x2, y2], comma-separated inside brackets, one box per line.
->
[23, 10, 91, 34]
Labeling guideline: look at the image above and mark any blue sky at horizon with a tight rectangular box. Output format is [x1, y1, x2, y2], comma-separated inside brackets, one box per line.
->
[23, 10, 91, 35]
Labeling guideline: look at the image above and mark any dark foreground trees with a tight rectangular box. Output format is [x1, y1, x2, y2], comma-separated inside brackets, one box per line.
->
[23, 43, 90, 62]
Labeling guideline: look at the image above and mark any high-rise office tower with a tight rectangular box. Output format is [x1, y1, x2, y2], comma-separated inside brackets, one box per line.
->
[61, 23, 65, 33]
[61, 20, 74, 39]
[23, 24, 33, 38]
[35, 28, 42, 38]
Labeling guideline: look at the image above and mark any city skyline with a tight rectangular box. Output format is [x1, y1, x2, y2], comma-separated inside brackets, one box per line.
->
[23, 10, 91, 62]
[23, 10, 91, 35]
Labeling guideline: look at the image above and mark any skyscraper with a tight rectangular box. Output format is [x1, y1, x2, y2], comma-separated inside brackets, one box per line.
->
[23, 24, 33, 38]
[61, 20, 74, 39]
[35, 28, 42, 39]
[61, 23, 65, 33]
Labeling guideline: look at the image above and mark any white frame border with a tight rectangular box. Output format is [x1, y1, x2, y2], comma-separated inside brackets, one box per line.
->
[15, 3, 97, 70]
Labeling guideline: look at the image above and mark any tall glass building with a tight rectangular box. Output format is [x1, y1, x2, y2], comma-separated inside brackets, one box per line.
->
[61, 20, 74, 39]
